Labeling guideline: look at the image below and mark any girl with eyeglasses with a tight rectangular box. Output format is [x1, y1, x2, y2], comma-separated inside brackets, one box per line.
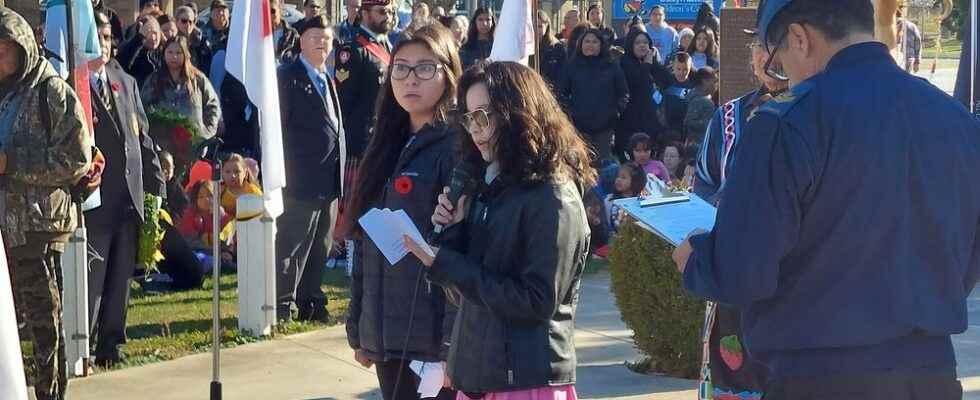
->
[404, 62, 594, 400]
[344, 24, 462, 400]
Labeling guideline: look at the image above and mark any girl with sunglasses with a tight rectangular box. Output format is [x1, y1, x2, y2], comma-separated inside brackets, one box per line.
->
[344, 23, 462, 400]
[405, 62, 594, 400]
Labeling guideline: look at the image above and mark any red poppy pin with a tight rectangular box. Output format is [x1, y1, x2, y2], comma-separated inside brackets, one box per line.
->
[110, 82, 121, 92]
[394, 176, 413, 195]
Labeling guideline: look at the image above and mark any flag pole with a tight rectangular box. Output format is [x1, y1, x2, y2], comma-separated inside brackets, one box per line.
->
[65, 0, 77, 89]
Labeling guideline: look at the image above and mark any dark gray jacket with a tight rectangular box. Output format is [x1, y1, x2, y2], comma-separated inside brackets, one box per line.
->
[347, 123, 458, 362]
[428, 174, 590, 393]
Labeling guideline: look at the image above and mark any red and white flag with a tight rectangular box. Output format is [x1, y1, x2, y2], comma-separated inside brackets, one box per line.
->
[226, 0, 286, 218]
[489, 0, 535, 65]
[0, 233, 28, 400]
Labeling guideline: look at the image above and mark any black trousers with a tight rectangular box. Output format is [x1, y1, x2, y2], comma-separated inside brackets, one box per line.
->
[85, 208, 139, 361]
[157, 221, 206, 290]
[376, 359, 456, 400]
[764, 366, 962, 400]
[275, 197, 338, 316]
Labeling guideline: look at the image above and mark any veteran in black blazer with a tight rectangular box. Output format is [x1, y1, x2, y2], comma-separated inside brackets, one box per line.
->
[85, 13, 166, 367]
[275, 15, 348, 322]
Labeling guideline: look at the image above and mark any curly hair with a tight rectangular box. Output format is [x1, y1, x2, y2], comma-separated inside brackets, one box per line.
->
[457, 61, 596, 189]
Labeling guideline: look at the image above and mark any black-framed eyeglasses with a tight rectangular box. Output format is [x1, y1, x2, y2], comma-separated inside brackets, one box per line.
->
[461, 108, 493, 134]
[391, 63, 443, 81]
[763, 30, 789, 82]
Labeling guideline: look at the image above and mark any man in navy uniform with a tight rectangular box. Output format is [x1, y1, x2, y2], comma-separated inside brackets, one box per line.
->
[673, 0, 980, 398]
[335, 0, 395, 162]
[276, 15, 347, 322]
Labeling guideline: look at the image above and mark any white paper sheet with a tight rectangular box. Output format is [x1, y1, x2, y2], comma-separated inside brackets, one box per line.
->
[409, 360, 445, 399]
[358, 208, 434, 266]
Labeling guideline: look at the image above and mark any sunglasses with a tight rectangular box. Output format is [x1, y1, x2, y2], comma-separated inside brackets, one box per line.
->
[461, 108, 493, 134]
[391, 63, 442, 81]
[178, 18, 193, 24]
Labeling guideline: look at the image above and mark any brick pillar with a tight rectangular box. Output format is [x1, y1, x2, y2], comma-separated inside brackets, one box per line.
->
[719, 7, 758, 104]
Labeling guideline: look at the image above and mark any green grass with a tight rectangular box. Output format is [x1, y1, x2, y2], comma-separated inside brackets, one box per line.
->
[21, 268, 351, 375]
[919, 14, 964, 60]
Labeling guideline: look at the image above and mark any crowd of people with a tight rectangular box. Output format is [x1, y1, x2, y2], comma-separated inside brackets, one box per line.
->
[3, 0, 733, 398]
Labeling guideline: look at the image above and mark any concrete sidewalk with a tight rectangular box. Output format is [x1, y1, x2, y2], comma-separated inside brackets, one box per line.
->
[66, 272, 697, 400]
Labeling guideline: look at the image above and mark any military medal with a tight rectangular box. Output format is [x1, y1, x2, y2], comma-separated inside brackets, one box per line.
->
[336, 69, 350, 83]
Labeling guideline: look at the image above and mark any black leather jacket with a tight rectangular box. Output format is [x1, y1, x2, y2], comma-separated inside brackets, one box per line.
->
[428, 173, 591, 393]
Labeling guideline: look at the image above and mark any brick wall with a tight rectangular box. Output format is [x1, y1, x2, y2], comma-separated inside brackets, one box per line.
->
[6, 0, 42, 25]
[719, 7, 757, 104]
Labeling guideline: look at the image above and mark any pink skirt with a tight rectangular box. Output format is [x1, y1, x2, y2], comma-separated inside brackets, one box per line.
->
[455, 385, 577, 400]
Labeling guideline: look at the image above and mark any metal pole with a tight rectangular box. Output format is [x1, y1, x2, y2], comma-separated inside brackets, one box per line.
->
[210, 161, 222, 400]
[532, 0, 539, 72]
[971, 0, 977, 114]
[65, 0, 77, 82]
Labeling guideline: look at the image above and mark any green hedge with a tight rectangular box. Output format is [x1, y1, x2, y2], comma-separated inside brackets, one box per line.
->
[608, 220, 705, 379]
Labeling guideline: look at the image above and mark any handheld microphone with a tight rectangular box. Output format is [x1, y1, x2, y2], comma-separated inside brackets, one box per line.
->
[431, 163, 476, 242]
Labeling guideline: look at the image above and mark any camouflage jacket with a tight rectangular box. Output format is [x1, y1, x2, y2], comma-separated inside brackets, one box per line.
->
[0, 7, 93, 251]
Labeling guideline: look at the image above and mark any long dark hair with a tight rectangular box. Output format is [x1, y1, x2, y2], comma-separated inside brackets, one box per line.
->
[345, 24, 463, 236]
[695, 2, 716, 28]
[573, 28, 612, 63]
[536, 9, 559, 46]
[617, 163, 647, 198]
[457, 62, 596, 189]
[586, 4, 605, 29]
[687, 27, 719, 60]
[153, 36, 203, 96]
[463, 7, 495, 50]
[622, 28, 655, 61]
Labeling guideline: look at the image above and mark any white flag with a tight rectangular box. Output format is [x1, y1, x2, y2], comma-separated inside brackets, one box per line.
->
[489, 0, 535, 65]
[226, 0, 287, 218]
[0, 233, 28, 400]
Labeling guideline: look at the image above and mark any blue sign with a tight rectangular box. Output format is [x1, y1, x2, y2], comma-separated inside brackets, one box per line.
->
[612, 0, 724, 22]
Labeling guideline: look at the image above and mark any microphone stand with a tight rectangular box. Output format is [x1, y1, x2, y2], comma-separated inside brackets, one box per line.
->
[198, 138, 224, 400]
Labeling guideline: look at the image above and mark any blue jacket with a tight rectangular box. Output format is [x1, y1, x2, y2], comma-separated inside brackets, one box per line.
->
[683, 42, 980, 378]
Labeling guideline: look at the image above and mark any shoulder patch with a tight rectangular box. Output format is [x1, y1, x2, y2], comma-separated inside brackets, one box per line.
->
[755, 80, 814, 118]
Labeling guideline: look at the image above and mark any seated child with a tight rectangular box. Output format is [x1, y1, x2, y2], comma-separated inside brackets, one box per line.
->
[220, 153, 262, 218]
[604, 163, 648, 234]
[629, 133, 671, 183]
